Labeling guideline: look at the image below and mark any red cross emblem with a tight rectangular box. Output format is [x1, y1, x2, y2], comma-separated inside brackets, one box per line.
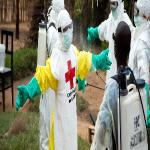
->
[65, 60, 75, 89]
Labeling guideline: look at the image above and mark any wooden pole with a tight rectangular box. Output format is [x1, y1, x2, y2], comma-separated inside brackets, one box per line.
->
[16, 0, 19, 39]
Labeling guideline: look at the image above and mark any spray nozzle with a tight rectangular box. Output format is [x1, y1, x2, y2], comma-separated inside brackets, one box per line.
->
[40, 12, 47, 24]
[118, 66, 129, 96]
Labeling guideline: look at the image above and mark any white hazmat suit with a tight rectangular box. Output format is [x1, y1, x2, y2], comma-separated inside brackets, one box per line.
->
[128, 0, 150, 85]
[97, 0, 133, 82]
[39, 1, 64, 150]
[91, 78, 119, 150]
[15, 6, 112, 150]
[128, 0, 150, 125]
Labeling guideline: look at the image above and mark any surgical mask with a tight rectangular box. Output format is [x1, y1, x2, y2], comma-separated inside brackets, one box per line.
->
[134, 15, 142, 27]
[62, 29, 73, 51]
[58, 22, 73, 52]
[134, 15, 147, 27]
[133, 3, 147, 27]
[110, 1, 119, 19]
[112, 10, 118, 19]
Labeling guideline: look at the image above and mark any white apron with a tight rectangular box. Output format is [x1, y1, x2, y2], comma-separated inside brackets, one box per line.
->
[51, 44, 78, 150]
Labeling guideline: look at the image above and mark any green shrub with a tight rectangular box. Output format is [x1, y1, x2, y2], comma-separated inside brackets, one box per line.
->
[78, 136, 90, 150]
[0, 112, 39, 150]
[77, 94, 89, 112]
[0, 112, 90, 150]
[29, 96, 40, 113]
[5, 48, 37, 80]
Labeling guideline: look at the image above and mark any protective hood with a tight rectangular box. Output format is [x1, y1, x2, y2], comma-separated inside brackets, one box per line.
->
[52, 0, 64, 14]
[47, 9, 58, 27]
[137, 0, 150, 19]
[110, 0, 124, 19]
[134, 0, 150, 28]
[47, 0, 64, 27]
[57, 9, 73, 52]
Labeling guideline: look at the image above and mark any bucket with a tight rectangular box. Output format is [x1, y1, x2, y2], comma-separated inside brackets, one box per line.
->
[0, 44, 6, 72]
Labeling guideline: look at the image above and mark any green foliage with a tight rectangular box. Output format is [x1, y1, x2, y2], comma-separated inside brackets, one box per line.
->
[124, 0, 131, 14]
[100, 41, 109, 50]
[29, 96, 40, 113]
[5, 48, 37, 80]
[0, 112, 90, 150]
[77, 94, 89, 112]
[74, 0, 83, 18]
[0, 112, 39, 150]
[27, 0, 45, 46]
[78, 136, 90, 150]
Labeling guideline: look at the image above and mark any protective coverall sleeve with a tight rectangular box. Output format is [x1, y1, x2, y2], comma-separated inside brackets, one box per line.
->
[135, 41, 150, 126]
[98, 19, 109, 42]
[90, 79, 118, 150]
[90, 96, 112, 150]
[136, 42, 149, 84]
[16, 58, 58, 111]
[122, 13, 135, 34]
[75, 47, 111, 80]
[75, 48, 92, 80]
[35, 58, 58, 92]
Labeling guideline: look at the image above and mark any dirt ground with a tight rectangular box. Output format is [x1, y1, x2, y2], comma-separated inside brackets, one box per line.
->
[0, 23, 106, 144]
[77, 71, 105, 142]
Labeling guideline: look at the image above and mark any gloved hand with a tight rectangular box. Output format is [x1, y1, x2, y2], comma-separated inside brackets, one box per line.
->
[87, 27, 99, 43]
[16, 85, 29, 111]
[16, 77, 41, 111]
[145, 83, 150, 127]
[145, 83, 149, 106]
[77, 77, 86, 93]
[92, 48, 112, 71]
[147, 110, 150, 128]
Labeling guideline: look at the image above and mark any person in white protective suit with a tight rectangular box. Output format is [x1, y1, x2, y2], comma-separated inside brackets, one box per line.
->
[39, 0, 64, 150]
[87, 0, 134, 83]
[90, 21, 131, 150]
[15, 9, 112, 150]
[128, 0, 150, 126]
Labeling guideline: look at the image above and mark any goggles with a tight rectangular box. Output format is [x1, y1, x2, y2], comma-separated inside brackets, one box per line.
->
[134, 4, 139, 16]
[58, 22, 73, 33]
